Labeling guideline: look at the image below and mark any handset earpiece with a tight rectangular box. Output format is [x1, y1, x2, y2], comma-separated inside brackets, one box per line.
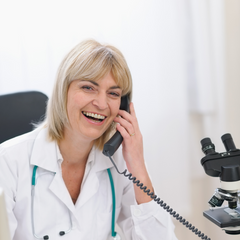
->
[102, 95, 130, 157]
[119, 94, 130, 113]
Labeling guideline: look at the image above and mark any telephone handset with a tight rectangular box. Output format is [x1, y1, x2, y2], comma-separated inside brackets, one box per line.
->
[103, 94, 130, 157]
[102, 95, 211, 240]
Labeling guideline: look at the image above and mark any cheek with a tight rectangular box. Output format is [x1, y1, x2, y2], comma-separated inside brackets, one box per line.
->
[66, 96, 82, 120]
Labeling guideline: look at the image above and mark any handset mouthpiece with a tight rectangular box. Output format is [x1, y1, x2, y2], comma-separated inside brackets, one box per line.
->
[103, 132, 123, 157]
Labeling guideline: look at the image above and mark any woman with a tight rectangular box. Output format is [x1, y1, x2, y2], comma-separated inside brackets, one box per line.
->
[0, 39, 177, 239]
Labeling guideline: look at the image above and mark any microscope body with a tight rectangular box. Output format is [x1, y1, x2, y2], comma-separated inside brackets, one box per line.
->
[201, 134, 240, 234]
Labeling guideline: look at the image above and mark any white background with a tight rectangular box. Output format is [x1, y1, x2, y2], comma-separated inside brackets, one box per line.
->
[1, 1, 240, 239]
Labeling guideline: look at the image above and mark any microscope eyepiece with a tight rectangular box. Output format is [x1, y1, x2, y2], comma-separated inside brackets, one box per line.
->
[201, 137, 216, 155]
[221, 133, 237, 151]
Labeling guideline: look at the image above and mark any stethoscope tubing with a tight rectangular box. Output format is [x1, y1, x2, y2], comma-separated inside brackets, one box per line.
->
[107, 168, 117, 238]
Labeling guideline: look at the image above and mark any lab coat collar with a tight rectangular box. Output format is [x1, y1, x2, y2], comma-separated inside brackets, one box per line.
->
[30, 127, 114, 173]
[91, 146, 115, 173]
[30, 127, 58, 173]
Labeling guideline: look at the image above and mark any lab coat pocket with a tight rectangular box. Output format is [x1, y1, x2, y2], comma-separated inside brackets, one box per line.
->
[97, 207, 121, 240]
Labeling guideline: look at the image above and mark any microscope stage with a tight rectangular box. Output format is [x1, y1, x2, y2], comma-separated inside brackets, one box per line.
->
[204, 207, 240, 228]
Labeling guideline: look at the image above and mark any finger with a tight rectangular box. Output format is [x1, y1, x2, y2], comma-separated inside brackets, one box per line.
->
[129, 102, 137, 118]
[114, 116, 135, 136]
[118, 102, 139, 130]
[115, 123, 132, 140]
[118, 102, 135, 122]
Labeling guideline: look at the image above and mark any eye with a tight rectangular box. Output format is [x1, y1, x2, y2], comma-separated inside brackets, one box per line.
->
[82, 85, 93, 91]
[109, 92, 120, 97]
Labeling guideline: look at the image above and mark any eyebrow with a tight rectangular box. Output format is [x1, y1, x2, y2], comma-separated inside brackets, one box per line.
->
[80, 80, 121, 90]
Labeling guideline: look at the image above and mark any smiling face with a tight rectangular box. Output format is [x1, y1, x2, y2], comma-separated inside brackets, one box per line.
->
[64, 71, 122, 143]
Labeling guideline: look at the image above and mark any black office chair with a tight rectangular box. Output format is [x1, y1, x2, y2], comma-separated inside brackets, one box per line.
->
[0, 91, 48, 144]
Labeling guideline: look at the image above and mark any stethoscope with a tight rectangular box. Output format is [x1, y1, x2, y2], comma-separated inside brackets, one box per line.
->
[31, 166, 119, 239]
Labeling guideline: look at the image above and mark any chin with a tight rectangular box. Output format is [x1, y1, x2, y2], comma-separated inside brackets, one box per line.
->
[84, 130, 106, 141]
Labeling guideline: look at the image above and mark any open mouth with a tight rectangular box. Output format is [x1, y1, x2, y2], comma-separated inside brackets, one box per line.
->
[82, 111, 106, 123]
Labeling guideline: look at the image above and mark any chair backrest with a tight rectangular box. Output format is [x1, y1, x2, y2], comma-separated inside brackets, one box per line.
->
[0, 91, 48, 144]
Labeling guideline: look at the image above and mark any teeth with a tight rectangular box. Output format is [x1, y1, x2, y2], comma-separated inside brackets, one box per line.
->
[83, 111, 106, 119]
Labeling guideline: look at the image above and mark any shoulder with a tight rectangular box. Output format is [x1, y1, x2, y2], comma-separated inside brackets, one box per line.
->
[0, 127, 46, 162]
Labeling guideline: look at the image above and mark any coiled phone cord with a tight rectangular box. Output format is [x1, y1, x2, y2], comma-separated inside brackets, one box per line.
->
[107, 152, 211, 240]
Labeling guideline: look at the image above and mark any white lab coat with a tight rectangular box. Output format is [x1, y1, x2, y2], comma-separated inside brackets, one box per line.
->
[0, 127, 177, 240]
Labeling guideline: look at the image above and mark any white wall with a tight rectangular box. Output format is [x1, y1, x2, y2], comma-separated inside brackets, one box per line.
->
[1, 0, 238, 239]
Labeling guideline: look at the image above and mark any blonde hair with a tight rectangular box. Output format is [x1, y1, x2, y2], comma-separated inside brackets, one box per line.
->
[45, 39, 132, 150]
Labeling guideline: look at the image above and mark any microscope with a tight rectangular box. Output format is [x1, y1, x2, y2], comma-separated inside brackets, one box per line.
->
[200, 133, 240, 235]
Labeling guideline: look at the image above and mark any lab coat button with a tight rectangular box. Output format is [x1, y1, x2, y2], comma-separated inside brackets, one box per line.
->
[133, 209, 142, 217]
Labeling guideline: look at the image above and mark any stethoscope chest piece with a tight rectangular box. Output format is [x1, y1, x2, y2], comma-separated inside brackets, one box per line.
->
[112, 233, 121, 240]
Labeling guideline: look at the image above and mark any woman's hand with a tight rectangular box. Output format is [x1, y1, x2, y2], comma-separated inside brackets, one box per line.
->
[114, 102, 154, 204]
[114, 102, 143, 172]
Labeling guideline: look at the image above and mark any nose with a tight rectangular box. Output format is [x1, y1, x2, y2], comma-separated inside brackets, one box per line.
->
[92, 92, 108, 110]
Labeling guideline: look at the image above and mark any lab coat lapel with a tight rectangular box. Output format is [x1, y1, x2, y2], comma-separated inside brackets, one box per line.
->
[76, 147, 114, 209]
[48, 172, 76, 214]
[30, 128, 76, 215]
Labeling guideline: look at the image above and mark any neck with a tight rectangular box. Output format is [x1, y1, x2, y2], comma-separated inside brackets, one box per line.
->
[58, 128, 94, 166]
